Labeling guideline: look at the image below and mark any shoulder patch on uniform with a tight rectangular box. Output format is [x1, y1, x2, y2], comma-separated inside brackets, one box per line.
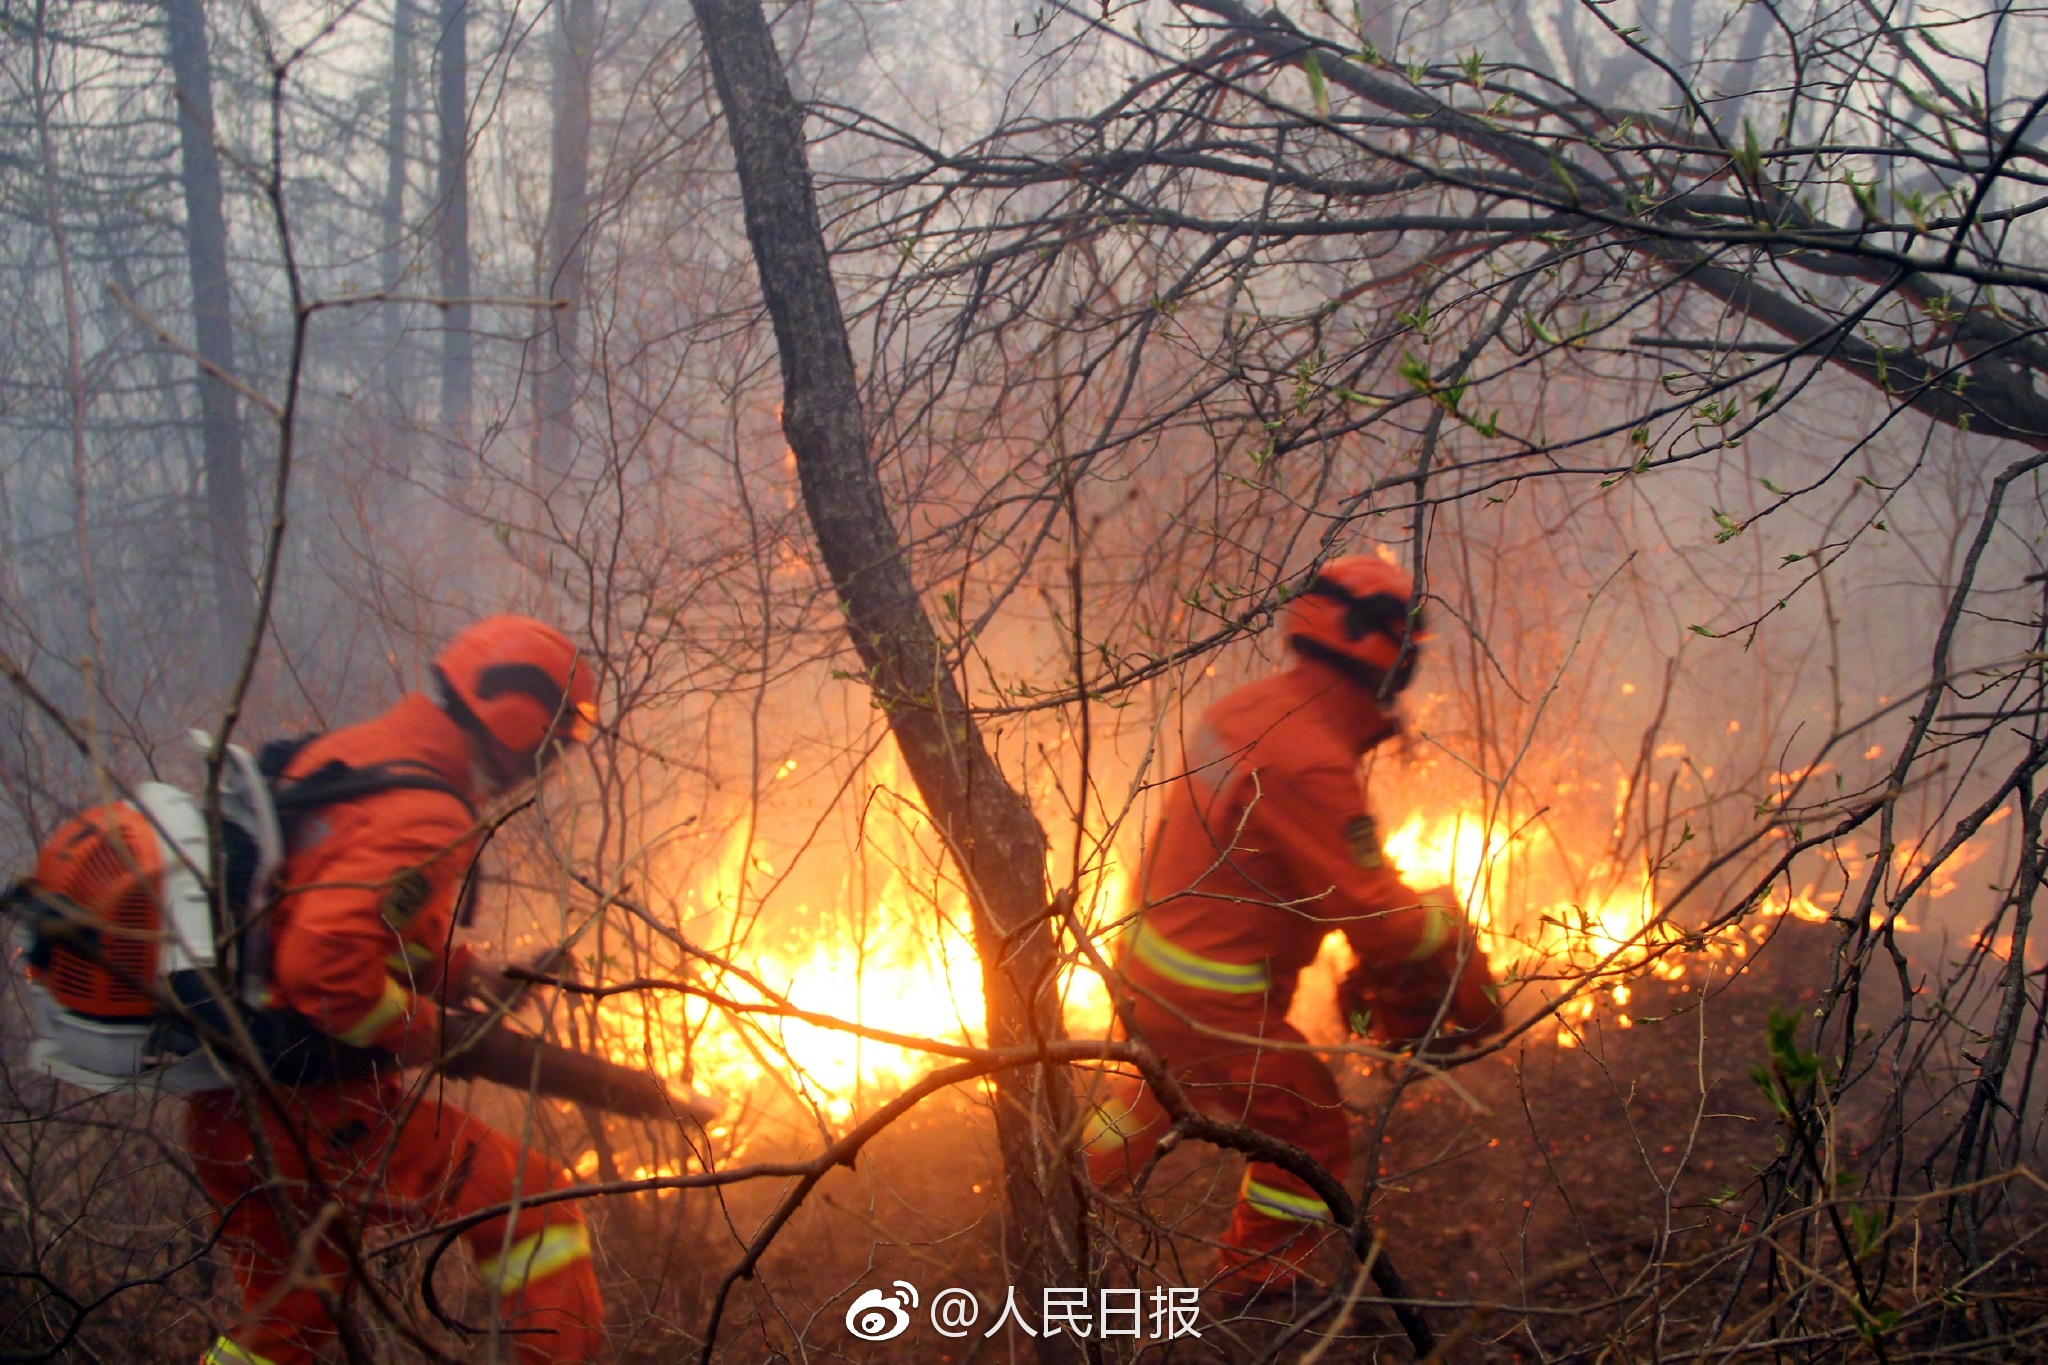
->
[1343, 814, 1384, 870]
[380, 868, 433, 930]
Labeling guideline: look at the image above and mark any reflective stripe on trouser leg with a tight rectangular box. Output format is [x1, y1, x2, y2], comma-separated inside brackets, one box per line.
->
[477, 1221, 593, 1297]
[1400, 886, 1466, 962]
[1240, 1172, 1332, 1223]
[1081, 1073, 1167, 1191]
[201, 1339, 282, 1365]
[437, 1116, 604, 1361]
[1083, 1091, 1147, 1150]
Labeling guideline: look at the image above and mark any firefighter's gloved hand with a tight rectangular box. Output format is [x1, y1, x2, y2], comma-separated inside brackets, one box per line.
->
[447, 951, 518, 1009]
[1341, 944, 1503, 1051]
[452, 946, 574, 1010]
[1444, 943, 1505, 1039]
[1339, 959, 1449, 1046]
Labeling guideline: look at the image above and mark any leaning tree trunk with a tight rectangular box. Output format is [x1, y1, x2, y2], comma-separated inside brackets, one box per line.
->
[687, 1, 1086, 1355]
[164, 0, 251, 659]
[434, 0, 472, 449]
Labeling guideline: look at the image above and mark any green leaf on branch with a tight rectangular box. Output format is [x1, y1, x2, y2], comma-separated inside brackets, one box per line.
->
[1898, 188, 1930, 232]
[1755, 1006, 1827, 1112]
[1601, 451, 1651, 488]
[1733, 117, 1764, 184]
[1695, 396, 1740, 427]
[1302, 52, 1331, 117]
[1848, 1299, 1901, 1344]
[1849, 1204, 1886, 1260]
[1397, 350, 1432, 391]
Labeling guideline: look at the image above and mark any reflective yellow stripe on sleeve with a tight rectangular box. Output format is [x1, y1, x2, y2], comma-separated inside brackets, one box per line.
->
[202, 1338, 281, 1365]
[336, 976, 413, 1048]
[477, 1222, 592, 1297]
[384, 941, 437, 973]
[1400, 893, 1458, 963]
[1082, 1095, 1146, 1151]
[1241, 1175, 1332, 1224]
[1129, 920, 1269, 995]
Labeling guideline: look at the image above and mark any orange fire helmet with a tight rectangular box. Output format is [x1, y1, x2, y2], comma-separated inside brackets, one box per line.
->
[1282, 555, 1427, 690]
[433, 615, 598, 759]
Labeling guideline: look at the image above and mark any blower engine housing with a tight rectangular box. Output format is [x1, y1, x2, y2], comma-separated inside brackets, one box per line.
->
[14, 784, 222, 1089]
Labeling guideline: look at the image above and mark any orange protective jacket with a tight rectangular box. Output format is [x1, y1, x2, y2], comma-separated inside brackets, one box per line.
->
[1128, 656, 1451, 1020]
[265, 693, 483, 1060]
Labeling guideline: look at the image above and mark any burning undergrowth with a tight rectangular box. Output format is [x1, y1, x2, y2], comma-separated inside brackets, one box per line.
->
[544, 724, 1967, 1161]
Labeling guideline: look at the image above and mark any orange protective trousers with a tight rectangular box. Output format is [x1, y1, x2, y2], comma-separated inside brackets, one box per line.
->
[1084, 995, 1350, 1276]
[188, 1081, 603, 1365]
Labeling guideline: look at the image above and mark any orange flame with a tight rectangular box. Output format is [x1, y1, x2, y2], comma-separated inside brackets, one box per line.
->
[592, 750, 1124, 1139]
[592, 750, 1992, 1122]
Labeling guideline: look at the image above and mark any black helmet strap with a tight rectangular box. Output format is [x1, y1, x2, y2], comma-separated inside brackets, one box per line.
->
[1295, 577, 1426, 700]
[431, 665, 495, 747]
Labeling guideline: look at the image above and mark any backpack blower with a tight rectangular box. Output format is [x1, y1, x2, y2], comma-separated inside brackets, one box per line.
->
[6, 737, 717, 1124]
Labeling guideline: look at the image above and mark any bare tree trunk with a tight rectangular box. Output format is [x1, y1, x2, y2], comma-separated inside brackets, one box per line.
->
[164, 0, 251, 658]
[381, 0, 415, 419]
[1661, 0, 1694, 78]
[1720, 0, 1775, 137]
[1502, 0, 1553, 76]
[1353, 0, 1396, 57]
[35, 0, 108, 690]
[434, 0, 472, 450]
[686, 2, 1086, 1355]
[1989, 3, 2011, 119]
[533, 0, 594, 486]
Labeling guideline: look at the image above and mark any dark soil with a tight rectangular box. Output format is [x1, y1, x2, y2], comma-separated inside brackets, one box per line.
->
[609, 924, 1847, 1364]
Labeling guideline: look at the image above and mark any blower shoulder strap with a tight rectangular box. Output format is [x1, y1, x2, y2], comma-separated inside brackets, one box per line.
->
[256, 732, 320, 783]
[234, 744, 483, 1000]
[270, 756, 476, 822]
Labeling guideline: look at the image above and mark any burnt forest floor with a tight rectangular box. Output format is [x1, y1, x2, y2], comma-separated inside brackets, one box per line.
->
[573, 919, 2040, 1364]
[81, 920, 2042, 1363]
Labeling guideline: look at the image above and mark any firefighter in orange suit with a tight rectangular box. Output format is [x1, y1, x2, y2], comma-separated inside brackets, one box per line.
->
[1084, 557, 1503, 1301]
[190, 616, 605, 1365]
